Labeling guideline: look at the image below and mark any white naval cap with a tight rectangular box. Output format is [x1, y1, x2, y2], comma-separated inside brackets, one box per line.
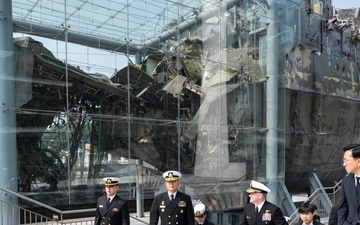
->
[194, 203, 206, 217]
[246, 180, 271, 194]
[103, 177, 120, 186]
[162, 170, 182, 181]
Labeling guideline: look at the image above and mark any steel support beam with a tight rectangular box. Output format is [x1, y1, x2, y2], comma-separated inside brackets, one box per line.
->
[265, 0, 280, 204]
[0, 0, 18, 224]
[13, 0, 243, 56]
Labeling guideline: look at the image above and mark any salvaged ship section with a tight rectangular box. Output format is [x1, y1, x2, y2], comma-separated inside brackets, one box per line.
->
[14, 36, 143, 194]
[12, 1, 360, 211]
[285, 6, 360, 193]
[285, 48, 360, 193]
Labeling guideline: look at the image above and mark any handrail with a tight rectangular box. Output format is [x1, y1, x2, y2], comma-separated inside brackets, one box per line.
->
[288, 182, 342, 225]
[0, 187, 97, 224]
[307, 182, 341, 202]
[0, 187, 151, 225]
[0, 187, 97, 214]
[0, 187, 63, 214]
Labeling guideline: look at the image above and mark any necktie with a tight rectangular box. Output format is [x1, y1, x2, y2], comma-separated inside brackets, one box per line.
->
[170, 195, 174, 204]
[255, 206, 259, 213]
[356, 177, 360, 200]
[107, 198, 111, 206]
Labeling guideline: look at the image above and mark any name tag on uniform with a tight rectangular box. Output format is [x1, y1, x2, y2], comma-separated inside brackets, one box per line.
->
[99, 205, 104, 208]
[160, 205, 166, 208]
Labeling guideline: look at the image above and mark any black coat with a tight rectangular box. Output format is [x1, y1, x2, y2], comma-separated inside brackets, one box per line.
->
[94, 195, 130, 225]
[338, 174, 359, 225]
[240, 201, 288, 225]
[150, 191, 195, 225]
[329, 204, 339, 225]
[295, 218, 324, 225]
[313, 215, 321, 223]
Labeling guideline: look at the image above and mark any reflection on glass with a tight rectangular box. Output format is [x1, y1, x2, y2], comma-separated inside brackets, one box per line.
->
[12, 0, 289, 213]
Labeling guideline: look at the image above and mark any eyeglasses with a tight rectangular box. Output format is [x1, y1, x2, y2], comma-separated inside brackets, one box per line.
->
[343, 158, 357, 163]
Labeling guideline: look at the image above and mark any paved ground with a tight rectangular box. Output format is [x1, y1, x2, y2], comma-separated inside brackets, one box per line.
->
[56, 212, 150, 225]
[130, 211, 150, 225]
[21, 212, 151, 225]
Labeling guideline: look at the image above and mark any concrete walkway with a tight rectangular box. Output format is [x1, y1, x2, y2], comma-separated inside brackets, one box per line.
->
[60, 212, 150, 225]
[56, 212, 150, 225]
[130, 212, 150, 225]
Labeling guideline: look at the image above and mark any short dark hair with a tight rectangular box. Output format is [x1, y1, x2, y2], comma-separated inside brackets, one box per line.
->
[343, 144, 360, 158]
[298, 203, 316, 214]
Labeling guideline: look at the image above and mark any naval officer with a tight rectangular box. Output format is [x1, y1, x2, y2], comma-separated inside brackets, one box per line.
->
[94, 177, 130, 225]
[150, 170, 195, 225]
[194, 203, 214, 225]
[240, 180, 288, 225]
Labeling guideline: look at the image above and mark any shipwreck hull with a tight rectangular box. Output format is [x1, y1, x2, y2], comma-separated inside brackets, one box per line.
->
[285, 47, 360, 193]
[10, 1, 360, 213]
[13, 38, 359, 198]
[285, 90, 348, 193]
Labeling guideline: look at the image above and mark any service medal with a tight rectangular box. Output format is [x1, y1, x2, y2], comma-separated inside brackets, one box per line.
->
[262, 210, 271, 222]
[178, 201, 186, 207]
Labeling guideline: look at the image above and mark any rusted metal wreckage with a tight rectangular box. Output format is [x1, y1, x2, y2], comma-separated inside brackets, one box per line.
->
[13, 3, 360, 211]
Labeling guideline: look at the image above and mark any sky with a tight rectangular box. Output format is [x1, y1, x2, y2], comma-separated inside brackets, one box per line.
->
[13, 0, 360, 78]
[332, 0, 360, 9]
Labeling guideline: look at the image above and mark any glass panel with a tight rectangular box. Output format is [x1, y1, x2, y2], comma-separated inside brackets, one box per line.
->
[10, 0, 291, 219]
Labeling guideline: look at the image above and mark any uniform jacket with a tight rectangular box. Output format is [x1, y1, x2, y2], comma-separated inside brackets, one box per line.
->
[240, 201, 288, 225]
[338, 174, 359, 225]
[149, 191, 195, 225]
[195, 219, 215, 225]
[94, 195, 130, 225]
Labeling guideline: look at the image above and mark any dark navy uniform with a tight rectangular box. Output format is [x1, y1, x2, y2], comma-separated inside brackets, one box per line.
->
[94, 194, 130, 225]
[194, 203, 215, 225]
[240, 180, 288, 225]
[94, 177, 130, 225]
[150, 191, 194, 225]
[241, 201, 288, 225]
[195, 220, 215, 225]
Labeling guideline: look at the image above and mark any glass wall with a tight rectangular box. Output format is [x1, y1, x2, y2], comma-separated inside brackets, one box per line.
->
[5, 0, 303, 221]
